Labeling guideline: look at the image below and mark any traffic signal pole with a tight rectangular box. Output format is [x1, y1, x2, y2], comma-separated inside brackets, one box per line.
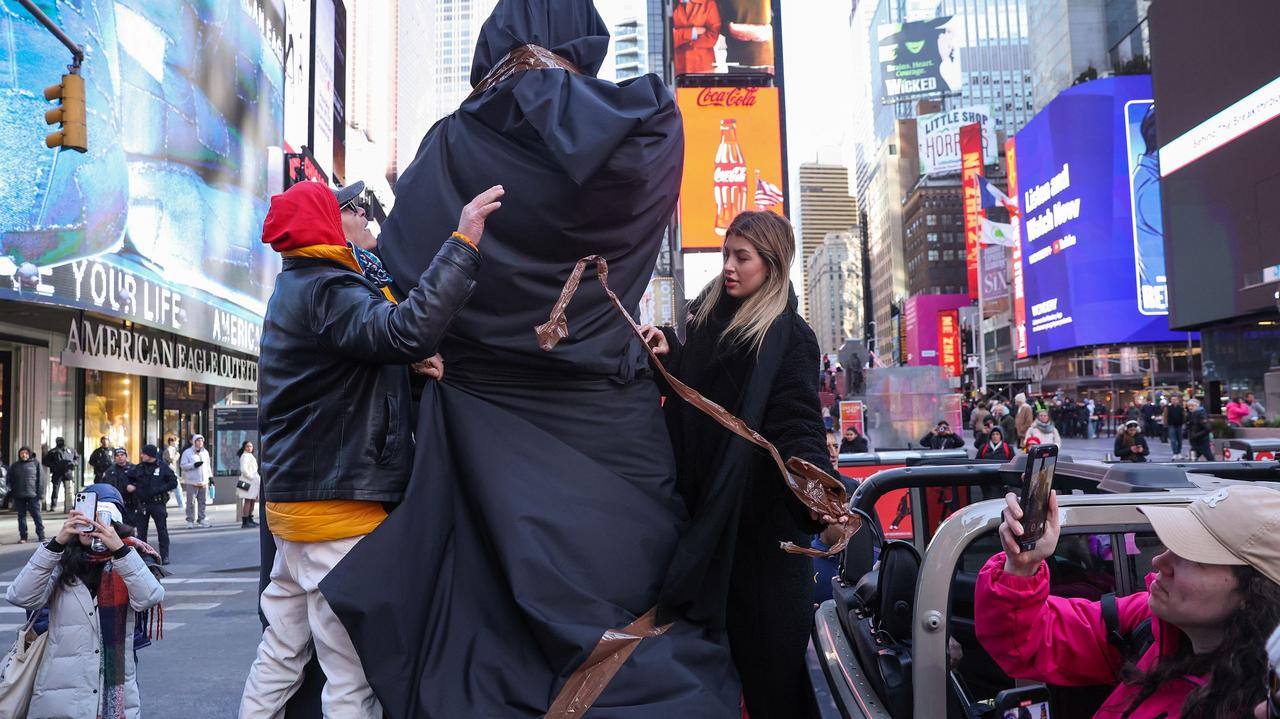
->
[17, 0, 84, 68]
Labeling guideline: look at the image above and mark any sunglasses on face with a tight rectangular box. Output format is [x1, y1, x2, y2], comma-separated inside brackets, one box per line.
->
[340, 195, 368, 214]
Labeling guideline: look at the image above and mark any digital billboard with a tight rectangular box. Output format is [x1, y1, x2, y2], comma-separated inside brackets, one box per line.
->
[676, 86, 785, 250]
[1011, 76, 1190, 358]
[672, 0, 778, 77]
[917, 105, 996, 176]
[0, 0, 285, 354]
[877, 16, 962, 100]
[1149, 2, 1280, 329]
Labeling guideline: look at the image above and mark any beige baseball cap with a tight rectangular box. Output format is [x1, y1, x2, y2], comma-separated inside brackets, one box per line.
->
[1138, 485, 1280, 587]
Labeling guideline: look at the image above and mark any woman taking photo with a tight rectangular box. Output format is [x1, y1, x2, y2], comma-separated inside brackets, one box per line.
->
[641, 210, 835, 719]
[236, 441, 260, 529]
[6, 483, 164, 718]
[976, 484, 1280, 718]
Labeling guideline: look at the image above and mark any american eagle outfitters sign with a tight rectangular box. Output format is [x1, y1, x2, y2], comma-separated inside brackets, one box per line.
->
[61, 317, 258, 391]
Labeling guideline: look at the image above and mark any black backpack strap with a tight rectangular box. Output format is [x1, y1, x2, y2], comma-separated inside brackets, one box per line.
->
[1101, 592, 1125, 649]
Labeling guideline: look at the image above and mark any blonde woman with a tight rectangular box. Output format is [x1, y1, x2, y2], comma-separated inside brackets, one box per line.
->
[642, 210, 836, 719]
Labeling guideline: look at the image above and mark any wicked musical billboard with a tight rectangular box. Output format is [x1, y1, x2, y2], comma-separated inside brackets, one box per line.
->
[676, 86, 785, 251]
[0, 0, 285, 354]
[877, 16, 963, 100]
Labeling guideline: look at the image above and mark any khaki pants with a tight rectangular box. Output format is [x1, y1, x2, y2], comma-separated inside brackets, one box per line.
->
[240, 534, 381, 718]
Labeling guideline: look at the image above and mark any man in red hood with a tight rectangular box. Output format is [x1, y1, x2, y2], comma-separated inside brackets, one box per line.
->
[241, 181, 502, 716]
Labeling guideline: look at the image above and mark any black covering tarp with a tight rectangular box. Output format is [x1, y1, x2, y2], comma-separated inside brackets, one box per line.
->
[319, 1, 741, 717]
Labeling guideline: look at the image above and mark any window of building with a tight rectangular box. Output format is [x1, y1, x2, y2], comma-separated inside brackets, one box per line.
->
[944, 249, 956, 260]
[927, 215, 937, 226]
[927, 250, 940, 261]
[928, 233, 939, 243]
[84, 370, 141, 460]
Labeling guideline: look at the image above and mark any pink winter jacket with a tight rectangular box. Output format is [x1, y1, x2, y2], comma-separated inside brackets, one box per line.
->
[974, 554, 1207, 718]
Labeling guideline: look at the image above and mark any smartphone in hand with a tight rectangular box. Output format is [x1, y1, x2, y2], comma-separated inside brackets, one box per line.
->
[1018, 444, 1058, 552]
[73, 491, 98, 532]
[995, 684, 1052, 719]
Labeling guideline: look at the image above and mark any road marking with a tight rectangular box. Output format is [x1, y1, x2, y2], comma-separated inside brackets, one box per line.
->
[163, 590, 242, 597]
[0, 607, 26, 614]
[164, 603, 221, 611]
[163, 578, 258, 584]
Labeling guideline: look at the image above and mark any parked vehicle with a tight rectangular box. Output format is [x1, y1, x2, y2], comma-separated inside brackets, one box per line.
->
[807, 457, 1280, 719]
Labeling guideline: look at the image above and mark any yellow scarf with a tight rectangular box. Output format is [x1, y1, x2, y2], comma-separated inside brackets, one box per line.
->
[283, 244, 397, 303]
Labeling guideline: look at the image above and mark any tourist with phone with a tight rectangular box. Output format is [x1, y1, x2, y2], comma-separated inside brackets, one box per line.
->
[4, 483, 164, 718]
[1115, 419, 1151, 462]
[976, 484, 1280, 717]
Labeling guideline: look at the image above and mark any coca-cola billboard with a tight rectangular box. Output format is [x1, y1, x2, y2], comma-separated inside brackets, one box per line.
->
[676, 86, 785, 250]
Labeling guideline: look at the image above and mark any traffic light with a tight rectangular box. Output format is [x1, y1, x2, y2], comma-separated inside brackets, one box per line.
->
[43, 72, 86, 152]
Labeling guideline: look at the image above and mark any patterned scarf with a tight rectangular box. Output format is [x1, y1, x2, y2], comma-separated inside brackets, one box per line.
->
[88, 537, 163, 719]
[349, 242, 393, 288]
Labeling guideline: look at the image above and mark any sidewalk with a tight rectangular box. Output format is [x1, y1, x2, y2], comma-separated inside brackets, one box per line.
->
[1057, 436, 1177, 463]
[0, 502, 243, 556]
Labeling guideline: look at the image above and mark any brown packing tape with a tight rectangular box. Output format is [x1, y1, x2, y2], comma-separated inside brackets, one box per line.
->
[470, 44, 584, 99]
[537, 256, 862, 716]
[544, 608, 669, 718]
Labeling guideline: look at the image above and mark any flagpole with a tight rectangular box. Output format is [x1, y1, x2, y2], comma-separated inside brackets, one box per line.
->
[976, 222, 988, 395]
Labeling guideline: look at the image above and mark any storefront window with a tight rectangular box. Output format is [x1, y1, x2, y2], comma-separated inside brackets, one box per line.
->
[84, 370, 141, 461]
[163, 380, 210, 453]
[47, 356, 78, 483]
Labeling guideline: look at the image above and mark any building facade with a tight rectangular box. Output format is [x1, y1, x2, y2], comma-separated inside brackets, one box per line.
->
[936, 0, 1034, 134]
[806, 232, 864, 355]
[902, 176, 967, 297]
[612, 17, 648, 80]
[1027, 0, 1107, 112]
[799, 163, 859, 318]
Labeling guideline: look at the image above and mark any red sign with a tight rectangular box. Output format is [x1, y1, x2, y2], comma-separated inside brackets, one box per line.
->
[937, 310, 962, 377]
[839, 400, 865, 435]
[1007, 137, 1029, 359]
[960, 123, 985, 300]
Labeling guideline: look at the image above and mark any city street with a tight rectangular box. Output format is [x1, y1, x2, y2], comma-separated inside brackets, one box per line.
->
[0, 504, 260, 716]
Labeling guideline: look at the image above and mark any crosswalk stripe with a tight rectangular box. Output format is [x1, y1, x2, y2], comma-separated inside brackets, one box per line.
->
[163, 590, 242, 597]
[165, 603, 220, 611]
[0, 608, 25, 614]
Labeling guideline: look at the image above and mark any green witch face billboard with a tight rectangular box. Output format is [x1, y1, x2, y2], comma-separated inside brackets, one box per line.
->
[877, 16, 962, 100]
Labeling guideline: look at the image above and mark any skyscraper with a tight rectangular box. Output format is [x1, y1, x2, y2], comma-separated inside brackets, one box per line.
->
[389, 1, 435, 181]
[799, 163, 859, 318]
[807, 232, 864, 355]
[612, 17, 647, 80]
[1027, 0, 1107, 112]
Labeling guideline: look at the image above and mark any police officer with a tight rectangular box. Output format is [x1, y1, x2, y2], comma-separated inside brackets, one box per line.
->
[104, 448, 138, 526]
[129, 444, 176, 565]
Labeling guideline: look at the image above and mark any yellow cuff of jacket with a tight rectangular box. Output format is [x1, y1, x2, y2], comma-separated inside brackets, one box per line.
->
[265, 500, 388, 543]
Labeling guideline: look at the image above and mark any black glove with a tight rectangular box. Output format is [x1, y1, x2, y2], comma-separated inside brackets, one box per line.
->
[194, 461, 204, 467]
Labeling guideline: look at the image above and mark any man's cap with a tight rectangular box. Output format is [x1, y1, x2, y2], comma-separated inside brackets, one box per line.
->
[113, 448, 127, 456]
[1139, 485, 1280, 587]
[334, 180, 365, 209]
[141, 444, 159, 459]
[192, 434, 205, 442]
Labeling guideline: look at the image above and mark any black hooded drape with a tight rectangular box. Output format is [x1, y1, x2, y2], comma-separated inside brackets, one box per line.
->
[319, 2, 741, 717]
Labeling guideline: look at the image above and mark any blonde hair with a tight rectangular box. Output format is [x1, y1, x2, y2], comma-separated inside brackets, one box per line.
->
[691, 211, 795, 354]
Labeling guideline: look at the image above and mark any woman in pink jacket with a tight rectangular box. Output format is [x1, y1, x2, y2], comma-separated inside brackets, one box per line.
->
[1226, 397, 1252, 426]
[975, 485, 1280, 718]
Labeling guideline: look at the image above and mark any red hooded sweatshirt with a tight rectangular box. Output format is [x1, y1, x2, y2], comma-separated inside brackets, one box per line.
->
[261, 181, 346, 253]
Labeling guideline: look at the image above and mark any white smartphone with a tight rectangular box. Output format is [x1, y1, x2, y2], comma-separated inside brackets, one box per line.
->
[73, 492, 97, 532]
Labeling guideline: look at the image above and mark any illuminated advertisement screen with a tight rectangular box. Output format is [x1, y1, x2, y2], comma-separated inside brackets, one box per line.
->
[1149, 2, 1280, 328]
[877, 16, 962, 100]
[0, 0, 285, 354]
[672, 0, 778, 77]
[1011, 76, 1191, 357]
[676, 86, 785, 251]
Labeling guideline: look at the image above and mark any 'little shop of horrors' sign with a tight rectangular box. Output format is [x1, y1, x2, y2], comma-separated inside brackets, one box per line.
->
[61, 317, 258, 391]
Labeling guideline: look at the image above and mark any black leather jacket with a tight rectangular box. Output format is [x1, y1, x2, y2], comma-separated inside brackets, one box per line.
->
[128, 461, 178, 504]
[258, 237, 480, 503]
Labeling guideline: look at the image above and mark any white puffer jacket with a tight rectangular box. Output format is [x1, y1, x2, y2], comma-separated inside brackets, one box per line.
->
[5, 545, 164, 719]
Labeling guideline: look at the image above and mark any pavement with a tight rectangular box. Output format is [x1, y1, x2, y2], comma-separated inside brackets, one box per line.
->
[1057, 435, 1179, 463]
[0, 503, 261, 717]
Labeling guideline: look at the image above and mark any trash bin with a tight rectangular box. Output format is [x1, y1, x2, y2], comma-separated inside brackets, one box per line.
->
[1221, 438, 1280, 461]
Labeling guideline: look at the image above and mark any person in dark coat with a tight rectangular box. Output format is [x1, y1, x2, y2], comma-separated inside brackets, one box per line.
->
[1186, 398, 1215, 461]
[104, 448, 138, 525]
[88, 436, 113, 483]
[128, 444, 177, 564]
[973, 416, 995, 450]
[1115, 420, 1151, 462]
[643, 210, 835, 719]
[320, 3, 740, 717]
[8, 447, 44, 542]
[919, 420, 965, 450]
[839, 427, 869, 454]
[976, 427, 1015, 461]
[41, 436, 77, 512]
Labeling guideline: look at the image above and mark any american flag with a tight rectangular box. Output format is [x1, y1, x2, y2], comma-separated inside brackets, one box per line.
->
[754, 172, 785, 209]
